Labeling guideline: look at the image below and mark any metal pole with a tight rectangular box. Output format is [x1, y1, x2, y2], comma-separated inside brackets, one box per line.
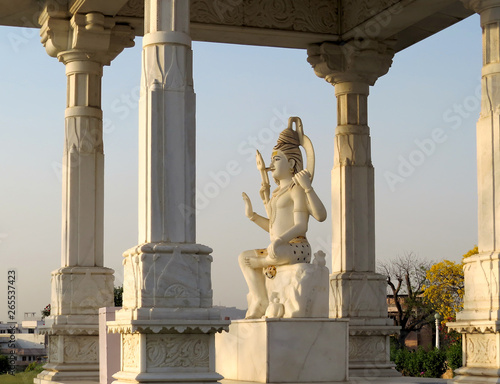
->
[435, 313, 440, 349]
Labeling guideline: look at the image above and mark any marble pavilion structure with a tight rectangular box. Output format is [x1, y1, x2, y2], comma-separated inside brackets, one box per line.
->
[0, 0, 498, 383]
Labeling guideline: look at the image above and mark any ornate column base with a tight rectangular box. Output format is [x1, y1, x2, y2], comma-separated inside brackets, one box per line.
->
[448, 321, 500, 384]
[34, 329, 100, 384]
[35, 267, 114, 384]
[330, 272, 400, 377]
[330, 272, 388, 318]
[112, 242, 229, 383]
[349, 321, 401, 378]
[108, 318, 229, 384]
[121, 243, 215, 310]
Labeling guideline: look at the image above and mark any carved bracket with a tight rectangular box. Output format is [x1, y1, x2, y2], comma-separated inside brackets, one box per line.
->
[307, 39, 395, 86]
[39, 7, 135, 65]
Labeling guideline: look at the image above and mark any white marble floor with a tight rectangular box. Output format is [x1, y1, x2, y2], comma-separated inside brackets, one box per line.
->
[222, 378, 450, 384]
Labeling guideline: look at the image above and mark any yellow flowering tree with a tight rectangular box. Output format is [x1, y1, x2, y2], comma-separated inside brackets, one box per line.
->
[423, 246, 478, 324]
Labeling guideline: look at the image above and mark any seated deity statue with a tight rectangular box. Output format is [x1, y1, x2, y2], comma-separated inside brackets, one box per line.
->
[239, 116, 327, 319]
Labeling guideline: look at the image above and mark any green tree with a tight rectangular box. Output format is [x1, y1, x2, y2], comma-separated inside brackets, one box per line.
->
[379, 252, 434, 349]
[41, 304, 51, 319]
[114, 286, 123, 307]
[0, 354, 9, 374]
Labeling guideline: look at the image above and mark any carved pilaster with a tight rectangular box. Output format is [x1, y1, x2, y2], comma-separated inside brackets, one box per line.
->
[111, 2, 228, 384]
[308, 39, 398, 377]
[35, 10, 135, 384]
[307, 39, 395, 275]
[448, 2, 500, 383]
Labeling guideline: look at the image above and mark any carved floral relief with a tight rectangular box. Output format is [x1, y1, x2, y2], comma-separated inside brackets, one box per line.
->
[146, 335, 210, 368]
[123, 334, 140, 369]
[64, 336, 99, 363]
[467, 334, 497, 366]
[190, 0, 337, 33]
[350, 336, 386, 360]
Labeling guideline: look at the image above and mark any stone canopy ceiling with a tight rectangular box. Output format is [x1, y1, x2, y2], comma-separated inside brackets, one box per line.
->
[0, 0, 473, 52]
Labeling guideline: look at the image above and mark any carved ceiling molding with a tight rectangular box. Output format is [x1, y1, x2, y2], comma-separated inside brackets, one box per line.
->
[341, 0, 401, 33]
[118, 0, 144, 17]
[191, 0, 338, 34]
[116, 0, 338, 34]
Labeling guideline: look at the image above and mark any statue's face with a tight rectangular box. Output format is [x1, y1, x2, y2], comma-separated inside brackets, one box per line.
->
[270, 149, 292, 180]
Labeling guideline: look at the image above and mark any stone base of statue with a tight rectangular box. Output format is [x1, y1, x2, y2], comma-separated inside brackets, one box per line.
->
[448, 320, 500, 384]
[330, 271, 400, 377]
[264, 257, 329, 318]
[215, 318, 349, 383]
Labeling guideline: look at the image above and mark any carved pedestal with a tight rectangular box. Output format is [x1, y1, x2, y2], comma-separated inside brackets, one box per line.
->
[109, 244, 228, 384]
[109, 323, 225, 384]
[331, 272, 400, 377]
[450, 254, 500, 383]
[36, 267, 114, 384]
[449, 324, 500, 383]
[216, 319, 349, 383]
[37, 334, 100, 384]
[121, 243, 214, 310]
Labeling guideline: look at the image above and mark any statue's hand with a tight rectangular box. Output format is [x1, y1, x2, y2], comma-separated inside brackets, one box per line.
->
[292, 169, 312, 191]
[259, 183, 270, 202]
[242, 192, 253, 219]
[268, 237, 285, 259]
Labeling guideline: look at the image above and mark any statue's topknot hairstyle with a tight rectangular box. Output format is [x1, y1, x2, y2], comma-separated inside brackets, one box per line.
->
[273, 127, 303, 175]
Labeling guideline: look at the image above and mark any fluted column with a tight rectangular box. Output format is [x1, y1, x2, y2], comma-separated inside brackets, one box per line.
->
[35, 7, 134, 384]
[308, 39, 399, 377]
[108, 1, 228, 383]
[137, 1, 196, 244]
[449, 1, 500, 382]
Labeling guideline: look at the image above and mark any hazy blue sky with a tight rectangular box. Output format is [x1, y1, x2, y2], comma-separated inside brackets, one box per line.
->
[0, 14, 481, 320]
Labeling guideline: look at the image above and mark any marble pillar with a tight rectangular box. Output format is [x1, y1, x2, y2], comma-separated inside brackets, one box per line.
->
[35, 8, 135, 384]
[308, 39, 400, 377]
[107, 1, 228, 383]
[449, 1, 500, 382]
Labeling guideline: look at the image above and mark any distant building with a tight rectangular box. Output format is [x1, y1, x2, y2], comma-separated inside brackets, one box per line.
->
[213, 306, 246, 320]
[0, 313, 47, 371]
[387, 295, 433, 350]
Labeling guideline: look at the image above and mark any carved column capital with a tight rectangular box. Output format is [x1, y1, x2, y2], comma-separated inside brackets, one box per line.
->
[461, 0, 500, 13]
[462, 0, 500, 25]
[39, 9, 135, 65]
[307, 39, 395, 86]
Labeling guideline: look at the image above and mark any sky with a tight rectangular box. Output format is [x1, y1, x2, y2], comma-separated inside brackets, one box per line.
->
[0, 14, 481, 321]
